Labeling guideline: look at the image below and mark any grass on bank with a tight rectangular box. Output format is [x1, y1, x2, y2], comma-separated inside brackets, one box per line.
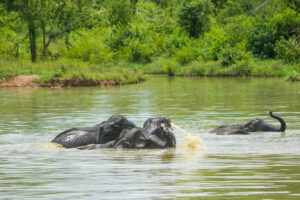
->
[142, 58, 300, 80]
[0, 60, 145, 86]
[1, 58, 300, 87]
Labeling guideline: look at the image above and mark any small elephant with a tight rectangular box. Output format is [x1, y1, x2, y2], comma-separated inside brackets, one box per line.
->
[51, 116, 176, 149]
[210, 111, 286, 135]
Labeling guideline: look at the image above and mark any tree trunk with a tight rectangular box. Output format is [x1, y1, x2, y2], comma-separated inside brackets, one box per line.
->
[41, 21, 47, 59]
[14, 43, 20, 58]
[28, 21, 37, 62]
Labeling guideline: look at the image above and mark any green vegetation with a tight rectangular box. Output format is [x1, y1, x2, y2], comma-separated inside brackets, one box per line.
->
[0, 60, 145, 86]
[1, 0, 300, 85]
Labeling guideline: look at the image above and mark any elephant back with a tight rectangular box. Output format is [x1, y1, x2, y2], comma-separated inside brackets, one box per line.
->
[51, 128, 98, 148]
[96, 115, 136, 144]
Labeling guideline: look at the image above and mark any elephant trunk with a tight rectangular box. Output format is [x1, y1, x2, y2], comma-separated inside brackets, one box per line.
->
[269, 111, 286, 132]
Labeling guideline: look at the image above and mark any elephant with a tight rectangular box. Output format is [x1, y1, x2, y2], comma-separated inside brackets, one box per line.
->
[142, 117, 176, 148]
[51, 115, 136, 148]
[51, 115, 176, 149]
[210, 111, 286, 135]
[78, 117, 176, 150]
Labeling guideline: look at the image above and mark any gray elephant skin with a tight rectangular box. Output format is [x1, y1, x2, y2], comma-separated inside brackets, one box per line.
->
[51, 115, 176, 149]
[210, 111, 286, 135]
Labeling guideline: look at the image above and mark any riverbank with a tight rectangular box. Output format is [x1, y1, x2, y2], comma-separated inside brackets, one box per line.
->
[0, 60, 145, 87]
[1, 59, 300, 88]
[142, 59, 300, 79]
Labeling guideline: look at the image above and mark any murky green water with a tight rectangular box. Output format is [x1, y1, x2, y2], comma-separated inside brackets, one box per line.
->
[1, 76, 300, 200]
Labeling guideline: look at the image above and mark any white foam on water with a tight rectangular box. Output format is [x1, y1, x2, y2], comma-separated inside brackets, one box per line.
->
[171, 123, 206, 155]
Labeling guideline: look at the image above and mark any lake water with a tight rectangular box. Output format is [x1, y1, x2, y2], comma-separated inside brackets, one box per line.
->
[0, 76, 300, 200]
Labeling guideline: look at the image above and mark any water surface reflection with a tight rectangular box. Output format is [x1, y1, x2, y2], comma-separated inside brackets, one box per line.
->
[0, 77, 300, 199]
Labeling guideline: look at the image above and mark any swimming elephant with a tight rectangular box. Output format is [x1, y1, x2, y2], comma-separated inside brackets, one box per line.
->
[210, 111, 286, 135]
[142, 117, 176, 148]
[77, 117, 176, 150]
[51, 115, 136, 148]
[51, 116, 176, 149]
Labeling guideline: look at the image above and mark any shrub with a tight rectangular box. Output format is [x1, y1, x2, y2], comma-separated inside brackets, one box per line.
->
[65, 29, 113, 63]
[275, 37, 300, 63]
[247, 22, 276, 58]
[201, 25, 228, 60]
[178, 0, 212, 38]
[248, 8, 300, 58]
[218, 43, 250, 66]
[174, 45, 199, 65]
[164, 28, 190, 55]
[108, 0, 133, 26]
[271, 8, 300, 39]
[160, 58, 178, 76]
[121, 40, 154, 63]
[224, 15, 255, 44]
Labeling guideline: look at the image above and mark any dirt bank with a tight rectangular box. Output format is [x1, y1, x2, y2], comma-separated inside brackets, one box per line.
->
[0, 75, 142, 88]
[0, 75, 39, 87]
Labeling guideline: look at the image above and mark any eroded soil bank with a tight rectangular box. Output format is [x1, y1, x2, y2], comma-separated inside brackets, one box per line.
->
[0, 75, 144, 88]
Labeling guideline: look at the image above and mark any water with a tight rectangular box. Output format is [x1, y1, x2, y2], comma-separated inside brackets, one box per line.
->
[0, 76, 300, 200]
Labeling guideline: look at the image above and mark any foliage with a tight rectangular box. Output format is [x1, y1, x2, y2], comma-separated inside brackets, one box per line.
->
[107, 0, 133, 26]
[0, 60, 145, 85]
[0, 0, 300, 81]
[64, 28, 113, 63]
[248, 8, 300, 58]
[218, 42, 250, 66]
[275, 37, 300, 63]
[178, 0, 212, 38]
[247, 21, 276, 58]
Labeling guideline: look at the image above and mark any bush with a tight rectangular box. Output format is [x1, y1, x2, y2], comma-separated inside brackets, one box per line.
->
[174, 45, 199, 65]
[248, 8, 300, 58]
[178, 0, 212, 38]
[160, 58, 178, 76]
[108, 0, 133, 26]
[271, 8, 300, 39]
[121, 40, 154, 63]
[247, 22, 276, 58]
[114, 23, 157, 63]
[145, 57, 179, 76]
[201, 25, 228, 60]
[224, 61, 252, 76]
[224, 15, 255, 44]
[65, 29, 113, 63]
[275, 37, 300, 63]
[217, 0, 255, 21]
[218, 43, 250, 66]
[180, 61, 207, 76]
[164, 28, 190, 55]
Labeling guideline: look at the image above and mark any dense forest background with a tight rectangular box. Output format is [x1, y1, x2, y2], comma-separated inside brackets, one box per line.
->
[0, 0, 300, 79]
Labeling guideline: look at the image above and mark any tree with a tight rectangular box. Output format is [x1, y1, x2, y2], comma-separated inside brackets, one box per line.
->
[107, 0, 133, 27]
[0, 0, 96, 62]
[38, 0, 92, 58]
[178, 0, 211, 38]
[1, 0, 41, 62]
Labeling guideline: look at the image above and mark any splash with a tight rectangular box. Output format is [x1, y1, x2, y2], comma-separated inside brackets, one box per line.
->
[182, 133, 202, 151]
[37, 142, 63, 150]
[172, 123, 204, 152]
